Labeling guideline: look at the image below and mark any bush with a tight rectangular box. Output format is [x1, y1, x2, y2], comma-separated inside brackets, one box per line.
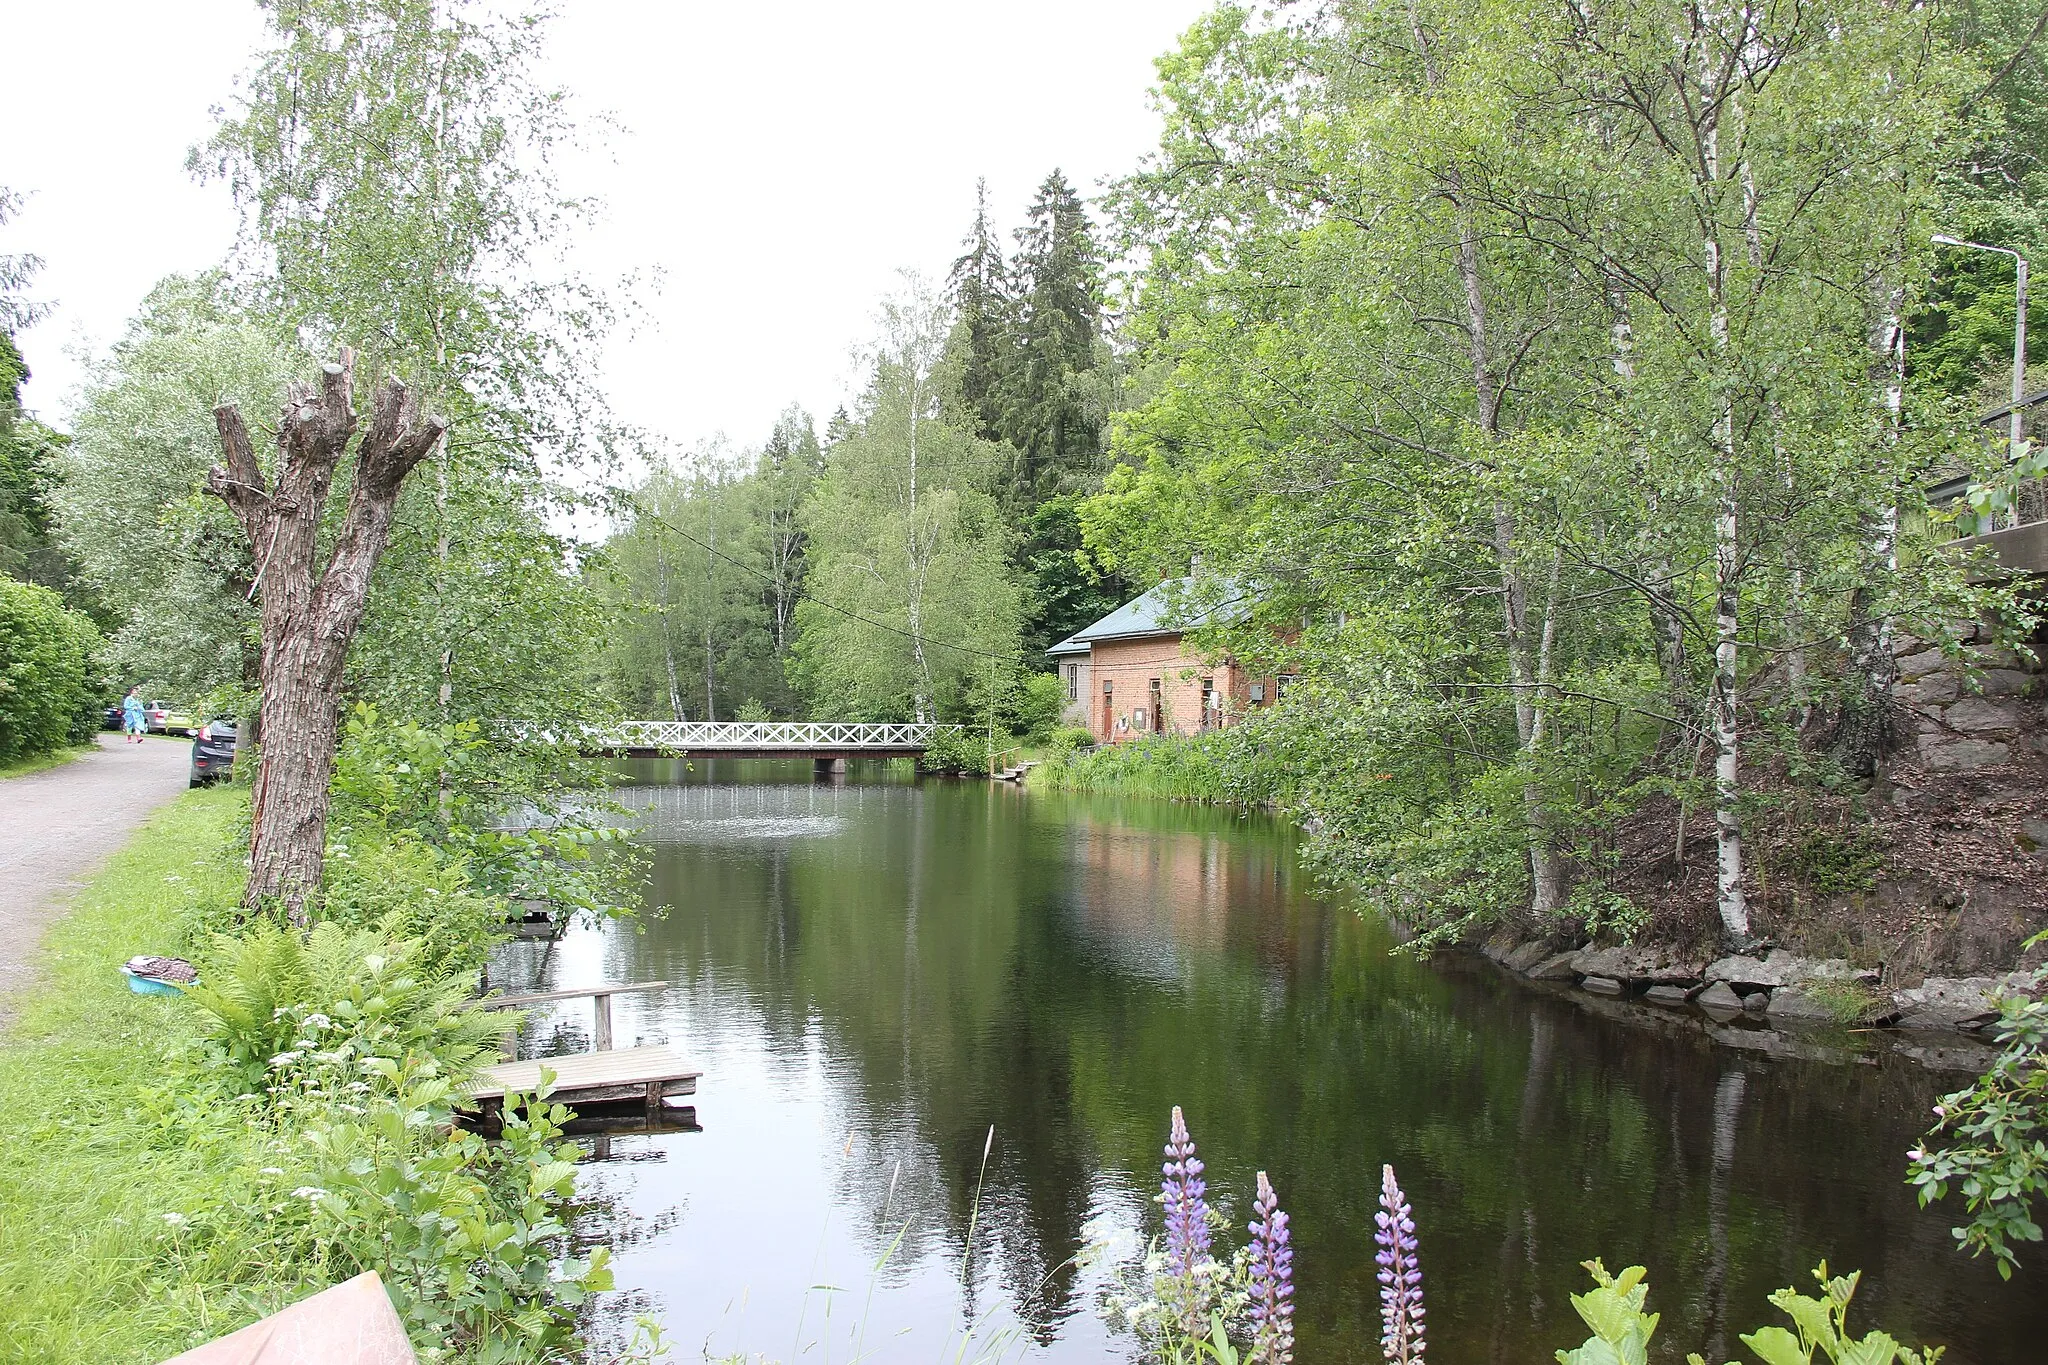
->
[0, 576, 103, 761]
[1010, 672, 1070, 740]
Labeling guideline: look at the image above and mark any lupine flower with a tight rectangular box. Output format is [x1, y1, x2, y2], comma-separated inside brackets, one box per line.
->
[1161, 1105, 1211, 1276]
[1376, 1164, 1425, 1364]
[1248, 1170, 1295, 1364]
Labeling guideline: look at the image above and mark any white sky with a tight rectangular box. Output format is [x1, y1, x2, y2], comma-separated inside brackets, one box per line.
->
[2, 1, 1210, 457]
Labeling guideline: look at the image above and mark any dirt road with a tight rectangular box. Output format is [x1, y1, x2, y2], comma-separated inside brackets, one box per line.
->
[0, 734, 194, 1029]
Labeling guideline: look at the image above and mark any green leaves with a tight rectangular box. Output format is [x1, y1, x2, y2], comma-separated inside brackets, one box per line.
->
[1556, 1261, 1658, 1365]
[1907, 964, 2048, 1276]
[1555, 1261, 1942, 1365]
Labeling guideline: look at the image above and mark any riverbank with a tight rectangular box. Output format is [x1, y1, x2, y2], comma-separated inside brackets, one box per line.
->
[1029, 727, 2048, 1051]
[0, 785, 624, 1363]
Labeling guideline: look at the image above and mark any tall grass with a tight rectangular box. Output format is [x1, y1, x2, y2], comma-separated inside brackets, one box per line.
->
[1026, 732, 1283, 806]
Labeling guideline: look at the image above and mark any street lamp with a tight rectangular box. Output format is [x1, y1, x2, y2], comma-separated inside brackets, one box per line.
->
[1934, 233, 2031, 529]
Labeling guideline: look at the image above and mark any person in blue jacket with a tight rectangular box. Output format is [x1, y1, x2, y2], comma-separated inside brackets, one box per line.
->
[121, 686, 148, 744]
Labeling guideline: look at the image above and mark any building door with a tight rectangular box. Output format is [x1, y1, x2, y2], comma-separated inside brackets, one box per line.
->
[1101, 680, 1114, 738]
[1149, 678, 1164, 734]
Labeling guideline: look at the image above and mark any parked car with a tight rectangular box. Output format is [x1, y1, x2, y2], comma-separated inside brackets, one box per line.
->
[189, 719, 237, 787]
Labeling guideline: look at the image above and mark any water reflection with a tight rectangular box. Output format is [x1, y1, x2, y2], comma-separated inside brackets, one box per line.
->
[491, 762, 2043, 1364]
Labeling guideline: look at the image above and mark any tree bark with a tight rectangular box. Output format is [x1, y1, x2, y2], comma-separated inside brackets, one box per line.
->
[1835, 280, 1906, 778]
[208, 350, 445, 923]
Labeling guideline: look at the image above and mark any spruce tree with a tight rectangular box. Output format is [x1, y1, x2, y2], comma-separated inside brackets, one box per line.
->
[1000, 169, 1107, 509]
[947, 179, 1012, 442]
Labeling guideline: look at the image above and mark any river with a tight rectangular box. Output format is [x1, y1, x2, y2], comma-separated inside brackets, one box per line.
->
[492, 760, 2044, 1363]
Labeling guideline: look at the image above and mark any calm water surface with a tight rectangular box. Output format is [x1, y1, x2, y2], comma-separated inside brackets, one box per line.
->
[493, 761, 2043, 1363]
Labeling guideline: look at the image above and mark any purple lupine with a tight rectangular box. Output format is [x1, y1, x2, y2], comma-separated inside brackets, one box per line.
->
[1161, 1105, 1212, 1275]
[1376, 1164, 1425, 1364]
[1248, 1170, 1295, 1364]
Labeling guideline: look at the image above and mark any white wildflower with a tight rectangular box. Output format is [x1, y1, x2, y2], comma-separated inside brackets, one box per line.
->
[161, 1212, 188, 1226]
[260, 1167, 284, 1176]
[291, 1186, 328, 1201]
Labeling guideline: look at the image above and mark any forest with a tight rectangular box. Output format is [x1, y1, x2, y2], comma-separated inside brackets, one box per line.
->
[3, 0, 2046, 948]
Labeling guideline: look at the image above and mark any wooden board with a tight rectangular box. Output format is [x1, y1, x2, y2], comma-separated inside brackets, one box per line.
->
[486, 981, 668, 1009]
[463, 1044, 700, 1103]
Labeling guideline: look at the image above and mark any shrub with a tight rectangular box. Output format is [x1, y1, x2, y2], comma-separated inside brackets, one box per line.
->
[187, 920, 510, 1099]
[1010, 672, 1070, 740]
[285, 1060, 610, 1358]
[1909, 954, 2048, 1278]
[0, 575, 102, 761]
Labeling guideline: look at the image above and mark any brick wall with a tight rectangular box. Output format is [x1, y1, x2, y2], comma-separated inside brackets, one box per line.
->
[1087, 634, 1274, 743]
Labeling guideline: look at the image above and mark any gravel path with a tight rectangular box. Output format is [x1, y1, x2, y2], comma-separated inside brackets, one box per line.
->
[0, 733, 194, 1029]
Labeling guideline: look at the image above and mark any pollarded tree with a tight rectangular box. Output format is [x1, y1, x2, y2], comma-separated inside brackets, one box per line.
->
[209, 350, 445, 920]
[194, 0, 616, 787]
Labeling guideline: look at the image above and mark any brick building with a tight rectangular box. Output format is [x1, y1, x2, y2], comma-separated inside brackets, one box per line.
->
[1047, 579, 1282, 744]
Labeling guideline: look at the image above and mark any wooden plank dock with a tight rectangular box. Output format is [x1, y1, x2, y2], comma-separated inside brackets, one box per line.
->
[463, 981, 699, 1125]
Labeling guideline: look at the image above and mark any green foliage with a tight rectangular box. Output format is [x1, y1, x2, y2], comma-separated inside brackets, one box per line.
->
[1909, 959, 2048, 1277]
[1079, 0, 2006, 945]
[790, 275, 1024, 722]
[0, 790, 620, 1364]
[287, 1061, 609, 1357]
[329, 704, 641, 933]
[1556, 1259, 1941, 1365]
[1012, 671, 1070, 740]
[1029, 727, 1288, 806]
[0, 574, 103, 761]
[187, 920, 510, 1099]
[56, 275, 289, 699]
[1567, 884, 1650, 946]
[1785, 829, 1886, 896]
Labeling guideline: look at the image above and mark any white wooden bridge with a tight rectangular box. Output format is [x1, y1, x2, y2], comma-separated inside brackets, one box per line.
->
[582, 720, 941, 761]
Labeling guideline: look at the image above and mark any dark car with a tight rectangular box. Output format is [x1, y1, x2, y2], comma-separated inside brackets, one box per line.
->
[189, 719, 237, 788]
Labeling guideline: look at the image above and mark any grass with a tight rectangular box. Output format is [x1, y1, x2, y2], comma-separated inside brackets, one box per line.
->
[0, 742, 95, 780]
[1026, 732, 1251, 803]
[0, 786, 275, 1363]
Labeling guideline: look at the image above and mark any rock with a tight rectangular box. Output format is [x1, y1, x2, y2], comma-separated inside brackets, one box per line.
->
[1896, 647, 1949, 677]
[1501, 940, 1552, 974]
[1743, 990, 1769, 1013]
[1890, 631, 1925, 657]
[1697, 981, 1745, 1016]
[1528, 951, 1579, 982]
[1569, 945, 1701, 984]
[1919, 736, 2011, 771]
[1581, 975, 1624, 996]
[1891, 975, 2029, 1031]
[1704, 952, 1860, 990]
[1766, 987, 1839, 1021]
[1644, 985, 1690, 1008]
[1943, 697, 2026, 733]
[2022, 818, 2048, 855]
[1976, 668, 2037, 699]
[1894, 674, 1959, 707]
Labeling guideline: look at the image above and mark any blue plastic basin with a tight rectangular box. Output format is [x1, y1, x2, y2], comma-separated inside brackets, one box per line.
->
[121, 969, 192, 996]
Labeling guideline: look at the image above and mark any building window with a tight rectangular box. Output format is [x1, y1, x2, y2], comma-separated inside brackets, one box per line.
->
[1101, 680, 1114, 735]
[1277, 674, 1297, 700]
[1066, 664, 1077, 701]
[1149, 678, 1163, 733]
[1200, 677, 1215, 729]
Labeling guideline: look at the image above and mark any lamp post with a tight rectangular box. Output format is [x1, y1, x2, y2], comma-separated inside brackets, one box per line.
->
[1934, 234, 2031, 528]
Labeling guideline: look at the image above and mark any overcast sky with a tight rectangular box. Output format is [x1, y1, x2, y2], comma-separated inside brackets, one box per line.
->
[2, 1, 1210, 460]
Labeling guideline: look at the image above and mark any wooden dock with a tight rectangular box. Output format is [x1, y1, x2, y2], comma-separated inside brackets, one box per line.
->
[463, 981, 699, 1126]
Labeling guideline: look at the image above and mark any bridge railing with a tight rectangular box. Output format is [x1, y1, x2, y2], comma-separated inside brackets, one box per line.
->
[585, 720, 944, 751]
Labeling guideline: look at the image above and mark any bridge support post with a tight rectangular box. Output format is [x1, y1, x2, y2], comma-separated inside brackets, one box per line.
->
[813, 756, 846, 780]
